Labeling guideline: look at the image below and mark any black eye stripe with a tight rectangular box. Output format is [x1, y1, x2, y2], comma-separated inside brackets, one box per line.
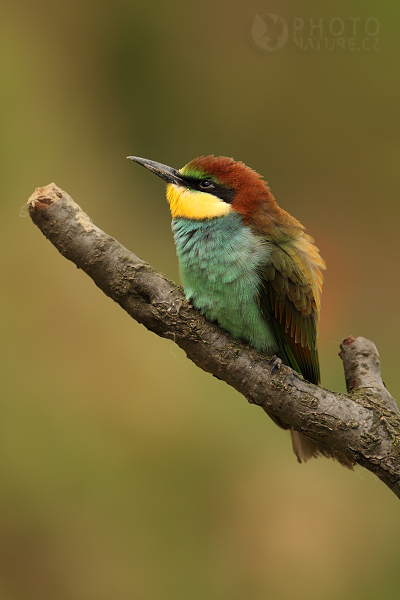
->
[211, 186, 235, 203]
[182, 176, 235, 204]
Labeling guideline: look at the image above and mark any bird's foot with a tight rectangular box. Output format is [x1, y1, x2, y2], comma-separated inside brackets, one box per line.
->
[268, 355, 283, 374]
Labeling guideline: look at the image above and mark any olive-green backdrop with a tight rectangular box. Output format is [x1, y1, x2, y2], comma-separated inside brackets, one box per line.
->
[1, 0, 400, 598]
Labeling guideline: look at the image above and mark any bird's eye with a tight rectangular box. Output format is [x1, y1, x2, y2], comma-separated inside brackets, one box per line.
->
[199, 179, 215, 190]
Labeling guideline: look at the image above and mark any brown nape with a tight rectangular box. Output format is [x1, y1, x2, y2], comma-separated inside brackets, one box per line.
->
[188, 155, 272, 208]
[188, 155, 304, 234]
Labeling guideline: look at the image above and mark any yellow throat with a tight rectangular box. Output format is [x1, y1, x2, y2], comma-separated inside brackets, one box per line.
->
[166, 183, 232, 220]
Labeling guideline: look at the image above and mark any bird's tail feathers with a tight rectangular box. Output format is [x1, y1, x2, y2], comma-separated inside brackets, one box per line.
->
[291, 430, 320, 463]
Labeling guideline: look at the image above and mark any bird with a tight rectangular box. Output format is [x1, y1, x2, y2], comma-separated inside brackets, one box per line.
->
[128, 154, 326, 462]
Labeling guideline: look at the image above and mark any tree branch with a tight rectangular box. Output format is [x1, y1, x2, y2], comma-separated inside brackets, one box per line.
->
[27, 184, 400, 498]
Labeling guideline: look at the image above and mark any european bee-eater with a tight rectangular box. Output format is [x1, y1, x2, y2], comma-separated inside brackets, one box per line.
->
[128, 155, 326, 462]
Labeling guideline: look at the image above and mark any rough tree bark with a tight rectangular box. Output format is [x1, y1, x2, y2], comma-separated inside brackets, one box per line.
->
[27, 184, 400, 498]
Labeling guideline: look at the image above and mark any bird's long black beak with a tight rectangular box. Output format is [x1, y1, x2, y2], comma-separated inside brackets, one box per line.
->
[127, 156, 186, 187]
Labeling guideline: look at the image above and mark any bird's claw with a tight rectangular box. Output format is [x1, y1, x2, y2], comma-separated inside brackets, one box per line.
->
[269, 355, 283, 374]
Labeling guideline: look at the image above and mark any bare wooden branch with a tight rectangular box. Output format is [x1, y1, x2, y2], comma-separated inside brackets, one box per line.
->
[27, 184, 400, 498]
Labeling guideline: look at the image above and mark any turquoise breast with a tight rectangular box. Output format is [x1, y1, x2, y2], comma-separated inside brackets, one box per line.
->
[172, 213, 278, 352]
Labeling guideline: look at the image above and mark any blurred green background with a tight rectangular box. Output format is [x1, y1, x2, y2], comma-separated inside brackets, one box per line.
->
[2, 0, 400, 598]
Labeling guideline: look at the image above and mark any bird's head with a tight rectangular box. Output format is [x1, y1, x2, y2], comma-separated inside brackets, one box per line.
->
[127, 155, 279, 223]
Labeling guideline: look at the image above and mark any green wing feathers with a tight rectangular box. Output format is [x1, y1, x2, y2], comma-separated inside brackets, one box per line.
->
[258, 235, 326, 385]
